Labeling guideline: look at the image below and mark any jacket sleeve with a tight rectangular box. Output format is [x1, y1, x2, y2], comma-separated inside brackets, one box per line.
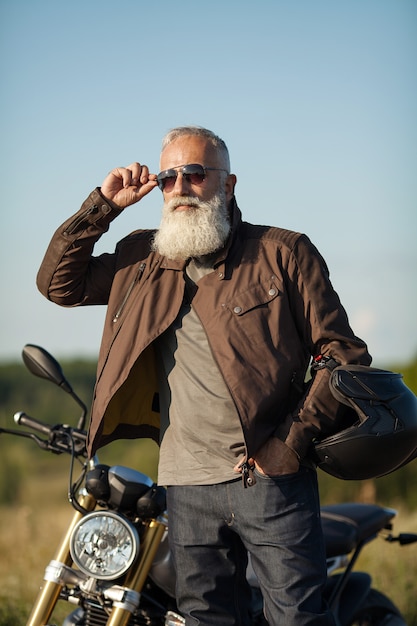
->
[37, 189, 124, 306]
[276, 234, 372, 459]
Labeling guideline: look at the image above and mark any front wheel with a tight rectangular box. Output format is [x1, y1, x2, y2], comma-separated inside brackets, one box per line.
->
[348, 588, 407, 625]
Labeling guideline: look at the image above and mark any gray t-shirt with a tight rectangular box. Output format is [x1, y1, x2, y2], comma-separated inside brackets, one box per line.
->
[156, 259, 245, 486]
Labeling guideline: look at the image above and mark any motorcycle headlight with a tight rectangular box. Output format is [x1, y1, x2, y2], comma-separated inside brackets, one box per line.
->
[70, 510, 139, 580]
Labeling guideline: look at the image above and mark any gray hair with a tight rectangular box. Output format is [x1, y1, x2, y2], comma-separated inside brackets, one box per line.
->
[161, 126, 231, 172]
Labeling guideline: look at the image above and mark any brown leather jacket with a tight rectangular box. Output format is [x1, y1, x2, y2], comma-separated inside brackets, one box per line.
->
[37, 188, 371, 459]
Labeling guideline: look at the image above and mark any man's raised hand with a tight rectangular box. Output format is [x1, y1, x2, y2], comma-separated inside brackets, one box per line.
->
[101, 162, 158, 208]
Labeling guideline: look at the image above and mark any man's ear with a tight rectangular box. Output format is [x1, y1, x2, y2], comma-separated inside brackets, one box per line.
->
[225, 174, 237, 202]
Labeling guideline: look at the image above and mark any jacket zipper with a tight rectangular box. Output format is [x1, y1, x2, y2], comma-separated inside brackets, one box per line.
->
[63, 205, 99, 236]
[113, 262, 146, 323]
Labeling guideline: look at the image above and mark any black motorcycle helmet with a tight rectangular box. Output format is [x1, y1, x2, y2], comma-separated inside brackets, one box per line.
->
[313, 365, 417, 480]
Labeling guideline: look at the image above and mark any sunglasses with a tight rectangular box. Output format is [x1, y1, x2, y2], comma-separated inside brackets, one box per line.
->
[157, 163, 229, 192]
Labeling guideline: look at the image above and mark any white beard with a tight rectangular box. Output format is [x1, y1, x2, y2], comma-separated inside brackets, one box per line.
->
[152, 191, 231, 261]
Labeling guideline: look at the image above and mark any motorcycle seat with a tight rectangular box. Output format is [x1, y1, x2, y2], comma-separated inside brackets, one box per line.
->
[321, 503, 396, 557]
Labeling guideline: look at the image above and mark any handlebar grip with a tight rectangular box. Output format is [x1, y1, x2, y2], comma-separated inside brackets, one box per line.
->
[14, 411, 53, 436]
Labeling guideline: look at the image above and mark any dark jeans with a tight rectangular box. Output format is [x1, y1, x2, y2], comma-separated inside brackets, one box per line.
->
[167, 466, 333, 626]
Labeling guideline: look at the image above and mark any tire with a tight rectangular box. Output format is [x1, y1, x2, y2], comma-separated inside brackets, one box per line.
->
[348, 588, 407, 625]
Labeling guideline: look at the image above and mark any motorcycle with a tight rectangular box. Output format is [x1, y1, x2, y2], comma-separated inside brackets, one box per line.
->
[1, 343, 416, 626]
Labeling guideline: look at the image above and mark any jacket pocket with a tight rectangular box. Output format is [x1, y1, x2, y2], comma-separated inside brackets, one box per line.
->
[223, 275, 281, 345]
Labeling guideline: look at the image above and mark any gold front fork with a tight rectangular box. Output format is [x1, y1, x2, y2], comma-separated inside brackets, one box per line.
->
[106, 517, 167, 626]
[26, 492, 97, 626]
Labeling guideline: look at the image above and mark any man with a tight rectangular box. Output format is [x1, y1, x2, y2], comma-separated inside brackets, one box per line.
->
[37, 126, 371, 625]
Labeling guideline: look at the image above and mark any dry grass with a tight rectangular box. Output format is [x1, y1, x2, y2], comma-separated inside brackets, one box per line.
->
[1, 504, 69, 606]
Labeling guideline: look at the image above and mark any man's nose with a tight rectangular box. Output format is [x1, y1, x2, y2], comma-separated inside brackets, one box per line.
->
[171, 172, 190, 195]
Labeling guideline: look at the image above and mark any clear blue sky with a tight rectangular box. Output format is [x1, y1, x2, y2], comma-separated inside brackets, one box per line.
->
[1, 0, 416, 365]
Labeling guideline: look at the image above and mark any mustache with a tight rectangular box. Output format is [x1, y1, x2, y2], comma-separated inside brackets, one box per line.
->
[164, 196, 203, 212]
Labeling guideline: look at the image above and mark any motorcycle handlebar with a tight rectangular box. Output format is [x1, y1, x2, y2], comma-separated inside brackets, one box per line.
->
[13, 411, 87, 457]
[14, 411, 53, 436]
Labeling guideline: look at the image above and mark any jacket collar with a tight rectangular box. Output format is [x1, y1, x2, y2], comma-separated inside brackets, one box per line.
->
[212, 196, 242, 267]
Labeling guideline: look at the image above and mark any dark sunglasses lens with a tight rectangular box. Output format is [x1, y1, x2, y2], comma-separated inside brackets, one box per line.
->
[157, 170, 177, 191]
[182, 164, 206, 185]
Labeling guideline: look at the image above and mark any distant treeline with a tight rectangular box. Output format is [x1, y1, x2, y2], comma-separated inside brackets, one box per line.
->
[1, 354, 417, 509]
